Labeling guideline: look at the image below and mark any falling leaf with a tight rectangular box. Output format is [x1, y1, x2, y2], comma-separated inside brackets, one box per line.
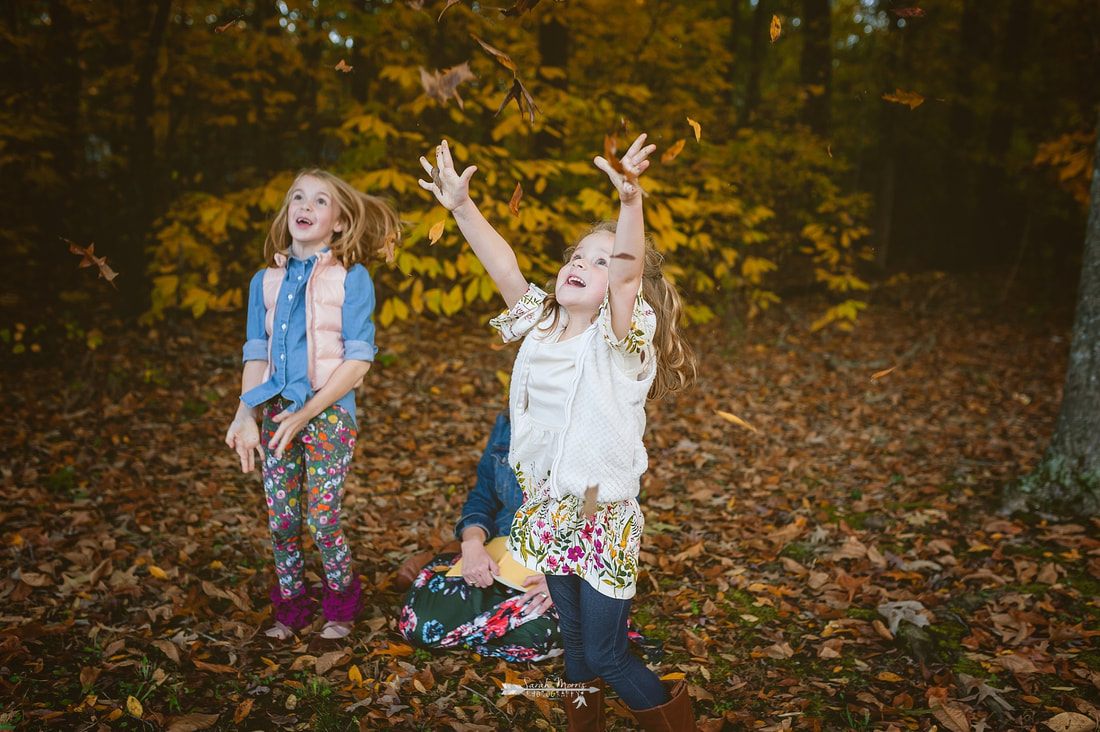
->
[1043, 712, 1097, 732]
[716, 409, 758, 433]
[509, 182, 523, 216]
[827, 144, 833, 158]
[871, 365, 898, 380]
[214, 15, 242, 34]
[882, 89, 925, 110]
[64, 237, 120, 289]
[583, 485, 598, 522]
[687, 116, 701, 141]
[471, 33, 518, 74]
[419, 62, 477, 109]
[405, 0, 424, 10]
[503, 0, 543, 16]
[495, 77, 541, 124]
[889, 7, 926, 18]
[428, 220, 446, 245]
[769, 14, 781, 43]
[661, 139, 686, 164]
[334, 59, 353, 73]
[126, 695, 144, 718]
[438, 0, 463, 22]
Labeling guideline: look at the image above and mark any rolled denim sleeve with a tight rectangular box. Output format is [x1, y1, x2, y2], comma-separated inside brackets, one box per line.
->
[454, 413, 511, 542]
[342, 264, 376, 361]
[241, 269, 269, 362]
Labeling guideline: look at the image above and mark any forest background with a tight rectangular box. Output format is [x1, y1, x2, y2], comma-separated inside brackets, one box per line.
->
[2, 0, 1100, 730]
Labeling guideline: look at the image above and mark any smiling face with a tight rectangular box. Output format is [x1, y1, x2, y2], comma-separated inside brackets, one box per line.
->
[554, 230, 614, 316]
[287, 174, 343, 256]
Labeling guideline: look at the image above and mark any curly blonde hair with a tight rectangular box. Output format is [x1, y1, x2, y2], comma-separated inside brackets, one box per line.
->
[541, 220, 696, 400]
[264, 169, 401, 269]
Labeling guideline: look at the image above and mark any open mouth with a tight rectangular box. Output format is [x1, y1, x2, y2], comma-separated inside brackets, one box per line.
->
[566, 275, 586, 287]
[295, 216, 313, 226]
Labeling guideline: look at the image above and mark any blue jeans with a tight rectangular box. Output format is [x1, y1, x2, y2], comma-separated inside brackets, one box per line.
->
[544, 574, 669, 710]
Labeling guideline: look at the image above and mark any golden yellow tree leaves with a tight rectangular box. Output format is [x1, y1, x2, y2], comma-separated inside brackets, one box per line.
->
[716, 409, 758, 433]
[770, 15, 782, 43]
[661, 139, 686, 164]
[687, 116, 702, 141]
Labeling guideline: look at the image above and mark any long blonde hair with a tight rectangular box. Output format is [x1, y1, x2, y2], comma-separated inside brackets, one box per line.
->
[264, 169, 401, 268]
[542, 220, 696, 400]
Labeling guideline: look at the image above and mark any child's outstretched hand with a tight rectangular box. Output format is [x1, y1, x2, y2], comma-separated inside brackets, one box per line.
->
[594, 132, 655, 204]
[418, 139, 477, 213]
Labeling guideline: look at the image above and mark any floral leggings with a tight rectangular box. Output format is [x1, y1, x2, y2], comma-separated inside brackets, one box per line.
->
[261, 397, 356, 600]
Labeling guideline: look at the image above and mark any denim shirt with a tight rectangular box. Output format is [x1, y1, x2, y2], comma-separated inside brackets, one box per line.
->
[454, 413, 524, 542]
[240, 253, 376, 426]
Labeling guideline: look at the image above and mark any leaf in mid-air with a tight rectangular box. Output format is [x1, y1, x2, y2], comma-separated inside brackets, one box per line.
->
[215, 15, 242, 33]
[770, 15, 782, 43]
[428, 220, 446, 245]
[687, 116, 701, 141]
[509, 182, 523, 216]
[64, 237, 119, 289]
[334, 59, 353, 73]
[882, 89, 925, 110]
[471, 34, 518, 74]
[716, 409, 758, 433]
[495, 77, 541, 124]
[889, 7, 925, 18]
[503, 0, 543, 17]
[419, 62, 477, 109]
[437, 0, 463, 22]
[661, 138, 686, 164]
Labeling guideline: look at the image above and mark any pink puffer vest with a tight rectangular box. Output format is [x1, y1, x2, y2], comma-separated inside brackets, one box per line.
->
[261, 250, 362, 391]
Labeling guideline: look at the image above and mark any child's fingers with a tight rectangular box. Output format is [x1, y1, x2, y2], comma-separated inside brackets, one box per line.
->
[624, 132, 649, 158]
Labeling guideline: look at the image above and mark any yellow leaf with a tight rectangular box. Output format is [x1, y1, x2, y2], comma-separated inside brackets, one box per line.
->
[428, 219, 445, 245]
[770, 14, 781, 43]
[126, 695, 144, 718]
[106, 709, 123, 722]
[348, 664, 363, 687]
[148, 565, 169, 580]
[686, 117, 701, 142]
[882, 89, 925, 110]
[876, 671, 905, 682]
[661, 139, 686, 164]
[716, 409, 758, 433]
[871, 366, 898, 380]
[234, 698, 254, 724]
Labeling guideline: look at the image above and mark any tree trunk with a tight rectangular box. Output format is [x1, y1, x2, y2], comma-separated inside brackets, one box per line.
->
[123, 0, 173, 316]
[799, 0, 831, 136]
[1003, 111, 1100, 517]
[744, 0, 769, 125]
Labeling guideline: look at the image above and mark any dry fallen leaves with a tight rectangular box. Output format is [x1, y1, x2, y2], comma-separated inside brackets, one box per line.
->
[770, 14, 782, 43]
[509, 182, 523, 216]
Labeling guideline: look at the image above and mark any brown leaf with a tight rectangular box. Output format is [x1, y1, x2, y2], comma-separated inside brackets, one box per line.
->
[931, 702, 970, 732]
[437, 0, 463, 22]
[470, 33, 517, 73]
[152, 639, 180, 664]
[683, 628, 709, 658]
[509, 182, 523, 216]
[583, 485, 598, 522]
[315, 649, 351, 675]
[502, 0, 543, 16]
[64, 237, 120, 289]
[334, 59, 353, 73]
[889, 7, 926, 18]
[164, 713, 220, 732]
[769, 14, 781, 43]
[494, 77, 541, 124]
[80, 665, 101, 690]
[661, 139, 686, 164]
[871, 365, 898, 380]
[419, 62, 477, 109]
[214, 15, 242, 33]
[233, 698, 253, 724]
[882, 89, 925, 110]
[1043, 712, 1097, 732]
[192, 658, 237, 674]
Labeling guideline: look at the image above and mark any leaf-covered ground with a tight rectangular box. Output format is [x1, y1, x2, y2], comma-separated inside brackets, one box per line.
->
[2, 275, 1099, 731]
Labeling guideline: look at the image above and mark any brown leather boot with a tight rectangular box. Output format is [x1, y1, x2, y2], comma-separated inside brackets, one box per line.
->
[629, 679, 698, 732]
[396, 541, 461, 591]
[564, 679, 605, 732]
